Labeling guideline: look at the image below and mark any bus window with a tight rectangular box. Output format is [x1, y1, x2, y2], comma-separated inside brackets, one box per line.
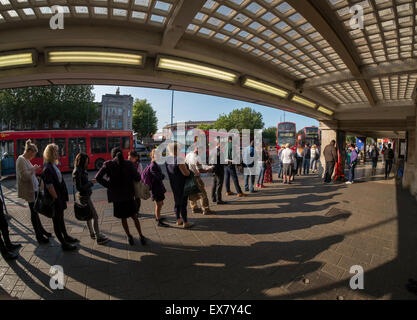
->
[91, 137, 107, 154]
[108, 137, 121, 152]
[54, 138, 67, 157]
[17, 139, 28, 156]
[122, 137, 130, 150]
[68, 137, 87, 169]
[0, 140, 15, 176]
[35, 138, 52, 158]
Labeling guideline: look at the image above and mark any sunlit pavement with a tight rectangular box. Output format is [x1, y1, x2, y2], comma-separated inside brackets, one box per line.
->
[1, 161, 417, 300]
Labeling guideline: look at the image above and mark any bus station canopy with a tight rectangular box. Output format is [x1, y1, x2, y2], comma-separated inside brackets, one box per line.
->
[0, 0, 416, 136]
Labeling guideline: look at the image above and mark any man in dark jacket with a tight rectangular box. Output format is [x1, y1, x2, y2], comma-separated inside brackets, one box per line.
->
[224, 137, 247, 197]
[211, 142, 227, 204]
[385, 143, 395, 179]
[323, 140, 338, 183]
[302, 144, 311, 175]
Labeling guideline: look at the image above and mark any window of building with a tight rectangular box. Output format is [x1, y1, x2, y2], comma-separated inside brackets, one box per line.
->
[128, 110, 131, 117]
[118, 120, 123, 129]
[91, 137, 107, 154]
[54, 138, 67, 156]
[108, 137, 121, 151]
[122, 137, 130, 150]
[118, 108, 123, 115]
[111, 119, 116, 128]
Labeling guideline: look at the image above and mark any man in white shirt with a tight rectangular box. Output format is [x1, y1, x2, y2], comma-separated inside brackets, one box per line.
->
[280, 144, 295, 184]
[185, 149, 214, 215]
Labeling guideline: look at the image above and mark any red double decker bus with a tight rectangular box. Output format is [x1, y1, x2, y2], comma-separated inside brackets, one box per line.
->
[0, 130, 133, 176]
[297, 126, 320, 148]
[277, 122, 297, 152]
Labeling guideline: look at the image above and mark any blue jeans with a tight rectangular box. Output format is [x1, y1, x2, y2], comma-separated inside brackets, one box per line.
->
[257, 163, 266, 185]
[303, 159, 310, 175]
[277, 163, 283, 178]
[348, 164, 356, 182]
[244, 175, 256, 192]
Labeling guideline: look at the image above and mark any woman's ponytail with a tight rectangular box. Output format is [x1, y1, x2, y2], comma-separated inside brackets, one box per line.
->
[111, 148, 124, 166]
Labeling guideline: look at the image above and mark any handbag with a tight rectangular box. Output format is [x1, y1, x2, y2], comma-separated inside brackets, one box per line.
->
[34, 191, 55, 219]
[72, 184, 93, 221]
[184, 171, 201, 197]
[134, 180, 150, 200]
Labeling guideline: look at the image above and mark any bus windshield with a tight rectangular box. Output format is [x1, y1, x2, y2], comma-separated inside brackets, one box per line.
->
[277, 123, 296, 148]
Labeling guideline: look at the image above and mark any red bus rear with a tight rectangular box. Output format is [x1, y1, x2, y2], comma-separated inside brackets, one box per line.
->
[0, 130, 133, 176]
[277, 122, 297, 152]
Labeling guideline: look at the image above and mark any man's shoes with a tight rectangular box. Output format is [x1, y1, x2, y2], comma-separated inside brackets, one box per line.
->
[217, 200, 227, 205]
[345, 181, 352, 185]
[6, 243, 22, 251]
[203, 209, 214, 215]
[238, 193, 247, 197]
[226, 192, 235, 196]
[192, 208, 202, 214]
[250, 190, 258, 193]
[97, 234, 109, 245]
[157, 220, 170, 227]
[37, 237, 49, 245]
[1, 251, 18, 260]
[62, 243, 77, 251]
[139, 235, 147, 245]
[182, 222, 193, 229]
[127, 234, 134, 245]
[64, 236, 79, 244]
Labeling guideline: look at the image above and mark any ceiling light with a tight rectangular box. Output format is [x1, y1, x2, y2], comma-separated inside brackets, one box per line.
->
[291, 95, 317, 108]
[0, 52, 33, 68]
[242, 78, 289, 98]
[47, 50, 143, 66]
[317, 106, 334, 116]
[157, 57, 238, 83]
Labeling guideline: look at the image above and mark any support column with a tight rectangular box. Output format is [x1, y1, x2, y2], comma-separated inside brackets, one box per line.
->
[403, 114, 417, 198]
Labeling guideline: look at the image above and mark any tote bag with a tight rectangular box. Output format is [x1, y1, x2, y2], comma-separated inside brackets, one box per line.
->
[134, 180, 151, 200]
[184, 172, 200, 197]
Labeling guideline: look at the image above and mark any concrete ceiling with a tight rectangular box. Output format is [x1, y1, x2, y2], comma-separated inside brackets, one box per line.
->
[0, 0, 416, 126]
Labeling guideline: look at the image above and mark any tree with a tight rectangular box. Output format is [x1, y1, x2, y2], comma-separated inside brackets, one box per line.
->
[213, 107, 264, 132]
[197, 123, 215, 131]
[0, 85, 99, 130]
[262, 127, 277, 145]
[132, 99, 158, 138]
[346, 136, 356, 145]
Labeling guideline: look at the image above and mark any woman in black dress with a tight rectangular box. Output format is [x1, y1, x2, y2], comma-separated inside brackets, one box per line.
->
[42, 144, 78, 251]
[165, 142, 193, 229]
[95, 148, 146, 245]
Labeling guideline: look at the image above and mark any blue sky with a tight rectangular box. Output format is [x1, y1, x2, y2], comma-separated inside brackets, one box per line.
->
[93, 85, 318, 132]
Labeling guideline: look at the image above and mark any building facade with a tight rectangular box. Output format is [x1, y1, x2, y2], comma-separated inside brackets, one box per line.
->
[163, 120, 215, 131]
[98, 88, 133, 131]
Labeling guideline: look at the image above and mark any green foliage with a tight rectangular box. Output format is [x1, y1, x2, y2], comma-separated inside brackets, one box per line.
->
[346, 136, 356, 145]
[213, 107, 264, 132]
[132, 99, 158, 138]
[262, 127, 277, 145]
[197, 124, 215, 131]
[0, 85, 98, 130]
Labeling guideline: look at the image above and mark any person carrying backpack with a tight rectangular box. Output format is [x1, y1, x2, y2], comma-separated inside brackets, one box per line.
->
[385, 143, 395, 179]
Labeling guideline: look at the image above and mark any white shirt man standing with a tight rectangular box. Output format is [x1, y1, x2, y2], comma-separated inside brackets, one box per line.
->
[185, 149, 214, 215]
[280, 144, 295, 184]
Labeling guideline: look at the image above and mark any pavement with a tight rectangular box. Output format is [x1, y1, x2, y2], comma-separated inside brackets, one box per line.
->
[0, 159, 417, 300]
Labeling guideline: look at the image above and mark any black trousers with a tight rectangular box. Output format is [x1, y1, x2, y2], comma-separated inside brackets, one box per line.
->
[0, 198, 11, 253]
[212, 173, 224, 202]
[385, 160, 393, 178]
[324, 161, 335, 183]
[52, 209, 69, 245]
[296, 158, 303, 175]
[29, 197, 48, 239]
[224, 165, 242, 194]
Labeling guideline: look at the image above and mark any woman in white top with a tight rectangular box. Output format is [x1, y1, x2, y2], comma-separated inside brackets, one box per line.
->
[16, 140, 51, 244]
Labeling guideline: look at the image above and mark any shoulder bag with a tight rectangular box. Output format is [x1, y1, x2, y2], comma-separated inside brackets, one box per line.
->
[184, 171, 201, 197]
[134, 180, 151, 200]
[72, 184, 93, 221]
[34, 190, 55, 219]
